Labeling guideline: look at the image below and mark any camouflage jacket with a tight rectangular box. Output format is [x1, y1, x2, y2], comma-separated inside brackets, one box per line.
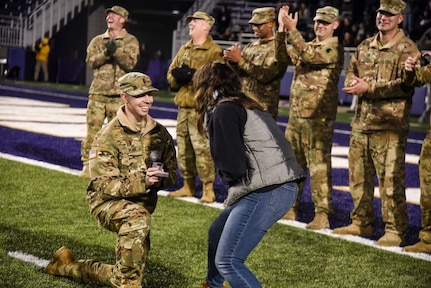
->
[231, 36, 288, 118]
[86, 29, 139, 96]
[345, 29, 419, 132]
[403, 63, 431, 136]
[87, 105, 177, 214]
[275, 30, 343, 119]
[167, 36, 223, 108]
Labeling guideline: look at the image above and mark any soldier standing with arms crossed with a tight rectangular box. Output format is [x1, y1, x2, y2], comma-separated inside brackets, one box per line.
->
[80, 5, 139, 178]
[275, 5, 344, 229]
[167, 11, 224, 203]
[333, 0, 420, 247]
[403, 52, 431, 253]
[223, 7, 287, 119]
[45, 72, 178, 287]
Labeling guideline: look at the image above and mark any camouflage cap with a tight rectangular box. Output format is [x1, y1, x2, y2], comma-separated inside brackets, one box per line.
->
[186, 11, 215, 27]
[105, 5, 129, 20]
[248, 7, 276, 25]
[377, 0, 406, 15]
[118, 72, 159, 97]
[313, 6, 339, 23]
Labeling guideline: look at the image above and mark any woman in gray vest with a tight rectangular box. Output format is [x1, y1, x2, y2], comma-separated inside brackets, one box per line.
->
[194, 61, 305, 288]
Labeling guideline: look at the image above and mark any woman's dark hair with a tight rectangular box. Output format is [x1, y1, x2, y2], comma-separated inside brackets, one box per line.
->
[194, 61, 264, 134]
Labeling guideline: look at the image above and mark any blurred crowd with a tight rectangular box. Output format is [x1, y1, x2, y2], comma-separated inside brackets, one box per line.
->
[210, 0, 431, 49]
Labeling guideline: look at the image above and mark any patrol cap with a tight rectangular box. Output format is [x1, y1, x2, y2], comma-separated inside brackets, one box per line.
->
[313, 6, 339, 23]
[248, 7, 276, 25]
[376, 0, 406, 15]
[105, 5, 129, 20]
[186, 11, 215, 27]
[118, 72, 159, 97]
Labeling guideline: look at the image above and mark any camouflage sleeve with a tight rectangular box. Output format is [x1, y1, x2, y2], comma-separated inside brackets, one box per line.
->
[86, 35, 110, 69]
[287, 29, 340, 65]
[155, 125, 177, 191]
[113, 34, 139, 71]
[89, 142, 150, 199]
[367, 46, 420, 99]
[275, 32, 294, 65]
[237, 42, 288, 84]
[403, 64, 431, 86]
[167, 46, 185, 89]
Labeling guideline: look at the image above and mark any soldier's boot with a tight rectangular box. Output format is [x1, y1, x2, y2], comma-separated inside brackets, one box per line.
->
[45, 246, 75, 276]
[306, 212, 329, 230]
[167, 178, 195, 198]
[376, 232, 404, 247]
[78, 162, 90, 179]
[404, 240, 431, 253]
[45, 246, 113, 286]
[202, 280, 228, 288]
[199, 182, 215, 203]
[282, 207, 297, 221]
[332, 221, 372, 237]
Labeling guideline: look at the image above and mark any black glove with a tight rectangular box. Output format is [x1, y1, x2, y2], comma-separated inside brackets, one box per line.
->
[105, 40, 117, 57]
[171, 64, 196, 85]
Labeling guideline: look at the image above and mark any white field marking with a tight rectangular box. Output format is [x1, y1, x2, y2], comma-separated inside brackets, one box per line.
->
[0, 96, 177, 139]
[2, 154, 430, 264]
[8, 251, 50, 268]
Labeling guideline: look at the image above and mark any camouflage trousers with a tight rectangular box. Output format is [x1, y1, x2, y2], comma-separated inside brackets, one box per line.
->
[285, 117, 334, 213]
[81, 199, 151, 287]
[419, 135, 431, 243]
[81, 94, 122, 163]
[176, 108, 215, 183]
[348, 129, 408, 234]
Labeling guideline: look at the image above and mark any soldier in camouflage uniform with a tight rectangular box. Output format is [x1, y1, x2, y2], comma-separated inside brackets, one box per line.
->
[80, 5, 139, 178]
[45, 72, 177, 287]
[166, 11, 224, 203]
[275, 5, 343, 230]
[402, 52, 431, 253]
[223, 7, 287, 119]
[333, 0, 420, 247]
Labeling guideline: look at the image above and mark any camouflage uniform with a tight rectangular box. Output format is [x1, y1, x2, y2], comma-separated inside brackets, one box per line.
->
[81, 19, 139, 165]
[344, 29, 419, 236]
[167, 34, 223, 184]
[275, 24, 344, 215]
[45, 72, 177, 287]
[69, 104, 177, 287]
[404, 63, 431, 244]
[231, 8, 287, 118]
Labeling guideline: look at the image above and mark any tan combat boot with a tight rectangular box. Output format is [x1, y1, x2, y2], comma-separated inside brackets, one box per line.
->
[306, 212, 329, 230]
[332, 221, 372, 237]
[78, 162, 90, 178]
[45, 246, 75, 276]
[200, 182, 215, 203]
[282, 207, 297, 221]
[377, 232, 404, 247]
[404, 240, 431, 253]
[167, 178, 195, 198]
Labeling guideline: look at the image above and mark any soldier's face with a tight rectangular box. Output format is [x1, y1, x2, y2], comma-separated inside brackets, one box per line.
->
[123, 94, 154, 123]
[251, 22, 272, 39]
[188, 19, 209, 37]
[106, 12, 125, 30]
[314, 20, 338, 41]
[376, 11, 403, 33]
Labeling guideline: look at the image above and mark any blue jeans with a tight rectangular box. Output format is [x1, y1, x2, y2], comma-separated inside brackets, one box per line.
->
[205, 182, 298, 288]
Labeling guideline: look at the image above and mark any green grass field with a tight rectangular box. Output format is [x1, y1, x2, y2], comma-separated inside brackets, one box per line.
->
[1, 158, 430, 288]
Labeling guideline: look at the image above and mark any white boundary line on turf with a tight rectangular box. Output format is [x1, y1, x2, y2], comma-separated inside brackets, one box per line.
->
[2, 152, 431, 263]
